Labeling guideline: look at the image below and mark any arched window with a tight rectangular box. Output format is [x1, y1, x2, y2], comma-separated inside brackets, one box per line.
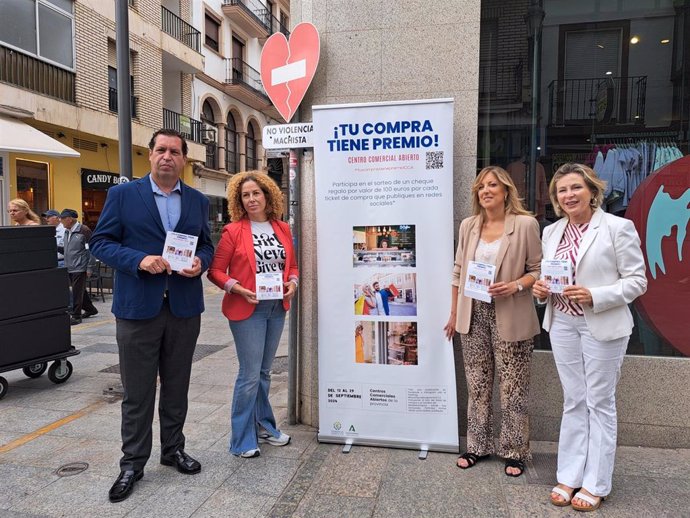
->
[246, 123, 258, 170]
[201, 101, 217, 169]
[225, 113, 239, 173]
[201, 100, 215, 124]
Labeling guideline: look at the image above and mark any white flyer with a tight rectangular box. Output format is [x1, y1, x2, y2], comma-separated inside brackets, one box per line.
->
[162, 231, 198, 272]
[541, 259, 573, 294]
[464, 261, 496, 303]
[256, 272, 284, 300]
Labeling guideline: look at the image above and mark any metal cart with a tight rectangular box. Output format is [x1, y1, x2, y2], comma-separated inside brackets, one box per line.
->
[0, 346, 80, 400]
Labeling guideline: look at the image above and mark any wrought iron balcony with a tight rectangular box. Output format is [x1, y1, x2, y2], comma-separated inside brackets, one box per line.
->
[548, 76, 647, 127]
[479, 59, 523, 104]
[108, 87, 138, 118]
[161, 6, 201, 52]
[0, 44, 75, 103]
[225, 58, 268, 99]
[222, 0, 271, 38]
[163, 108, 202, 144]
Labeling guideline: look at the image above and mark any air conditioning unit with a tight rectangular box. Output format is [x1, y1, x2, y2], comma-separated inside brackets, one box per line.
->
[201, 124, 217, 144]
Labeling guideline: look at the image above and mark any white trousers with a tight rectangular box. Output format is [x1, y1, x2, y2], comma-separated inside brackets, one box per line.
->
[550, 310, 628, 496]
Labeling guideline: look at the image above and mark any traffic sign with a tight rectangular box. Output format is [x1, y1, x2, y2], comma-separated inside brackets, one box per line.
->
[260, 23, 320, 123]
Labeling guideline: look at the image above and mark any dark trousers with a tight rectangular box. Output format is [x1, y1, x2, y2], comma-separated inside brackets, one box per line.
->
[68, 272, 98, 317]
[69, 272, 87, 317]
[115, 300, 201, 471]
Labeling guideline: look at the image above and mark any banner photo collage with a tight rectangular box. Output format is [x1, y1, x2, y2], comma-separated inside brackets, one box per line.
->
[313, 99, 459, 451]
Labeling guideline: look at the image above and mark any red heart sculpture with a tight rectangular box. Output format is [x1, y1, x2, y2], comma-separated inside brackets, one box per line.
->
[261, 22, 320, 123]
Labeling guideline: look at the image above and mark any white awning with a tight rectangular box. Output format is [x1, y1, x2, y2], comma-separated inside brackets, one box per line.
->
[0, 116, 80, 158]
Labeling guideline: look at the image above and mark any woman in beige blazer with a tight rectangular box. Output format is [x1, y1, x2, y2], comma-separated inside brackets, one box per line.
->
[444, 166, 541, 477]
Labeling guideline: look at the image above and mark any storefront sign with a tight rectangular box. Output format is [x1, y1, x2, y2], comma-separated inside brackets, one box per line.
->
[262, 123, 314, 149]
[627, 156, 690, 356]
[313, 99, 458, 452]
[81, 169, 121, 190]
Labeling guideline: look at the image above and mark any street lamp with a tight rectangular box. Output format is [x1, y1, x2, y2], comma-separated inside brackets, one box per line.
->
[524, 0, 545, 215]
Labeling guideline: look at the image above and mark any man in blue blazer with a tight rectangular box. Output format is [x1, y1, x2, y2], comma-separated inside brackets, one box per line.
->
[90, 129, 214, 503]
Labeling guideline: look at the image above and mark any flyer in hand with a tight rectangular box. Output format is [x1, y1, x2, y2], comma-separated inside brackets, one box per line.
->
[464, 261, 496, 303]
[256, 272, 284, 300]
[541, 259, 572, 294]
[162, 231, 198, 272]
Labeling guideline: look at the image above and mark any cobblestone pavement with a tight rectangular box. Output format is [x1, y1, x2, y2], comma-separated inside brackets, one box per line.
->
[1, 281, 688, 517]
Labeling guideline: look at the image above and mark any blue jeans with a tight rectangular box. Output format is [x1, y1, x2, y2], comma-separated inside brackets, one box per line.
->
[228, 299, 285, 454]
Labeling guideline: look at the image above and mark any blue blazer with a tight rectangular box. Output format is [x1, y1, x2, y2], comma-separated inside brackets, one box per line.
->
[90, 174, 214, 320]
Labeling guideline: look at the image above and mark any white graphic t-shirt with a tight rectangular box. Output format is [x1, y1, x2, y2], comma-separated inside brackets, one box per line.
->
[251, 220, 286, 274]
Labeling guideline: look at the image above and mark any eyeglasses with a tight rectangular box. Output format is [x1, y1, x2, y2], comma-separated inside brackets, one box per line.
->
[7, 209, 23, 213]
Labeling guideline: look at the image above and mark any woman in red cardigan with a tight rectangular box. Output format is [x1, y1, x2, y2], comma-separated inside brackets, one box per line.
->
[208, 171, 298, 458]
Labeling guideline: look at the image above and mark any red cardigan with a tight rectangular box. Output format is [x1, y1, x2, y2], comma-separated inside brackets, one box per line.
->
[207, 218, 299, 321]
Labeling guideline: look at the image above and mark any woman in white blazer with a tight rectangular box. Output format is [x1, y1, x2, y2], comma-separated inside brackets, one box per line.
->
[533, 163, 647, 512]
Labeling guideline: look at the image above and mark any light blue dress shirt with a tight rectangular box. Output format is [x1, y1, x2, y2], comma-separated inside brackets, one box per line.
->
[149, 174, 181, 232]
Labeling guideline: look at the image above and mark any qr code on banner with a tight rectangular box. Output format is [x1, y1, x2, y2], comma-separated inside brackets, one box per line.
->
[426, 151, 444, 170]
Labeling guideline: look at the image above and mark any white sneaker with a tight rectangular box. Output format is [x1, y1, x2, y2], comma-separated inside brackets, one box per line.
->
[238, 448, 260, 458]
[258, 431, 291, 446]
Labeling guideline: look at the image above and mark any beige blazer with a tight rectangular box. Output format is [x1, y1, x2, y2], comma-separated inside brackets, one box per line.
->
[452, 213, 542, 342]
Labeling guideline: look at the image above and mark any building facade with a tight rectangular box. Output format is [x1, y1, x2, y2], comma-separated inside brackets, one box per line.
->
[1, 0, 205, 228]
[293, 0, 690, 447]
[191, 0, 289, 240]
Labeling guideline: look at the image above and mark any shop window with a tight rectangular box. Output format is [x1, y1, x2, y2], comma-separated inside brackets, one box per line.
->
[478, 0, 689, 357]
[16, 160, 49, 217]
[0, 0, 74, 69]
[205, 13, 220, 52]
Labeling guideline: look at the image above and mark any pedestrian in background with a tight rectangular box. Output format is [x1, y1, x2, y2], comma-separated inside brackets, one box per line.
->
[7, 199, 40, 225]
[444, 165, 541, 477]
[208, 171, 298, 459]
[59, 209, 98, 325]
[90, 129, 214, 503]
[533, 163, 647, 511]
[42, 209, 66, 267]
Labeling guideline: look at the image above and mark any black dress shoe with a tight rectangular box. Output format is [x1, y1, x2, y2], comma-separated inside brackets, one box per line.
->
[108, 470, 143, 502]
[82, 308, 99, 318]
[70, 317, 82, 326]
[160, 449, 201, 474]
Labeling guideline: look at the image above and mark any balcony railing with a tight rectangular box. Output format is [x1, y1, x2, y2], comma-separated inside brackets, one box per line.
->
[548, 76, 647, 127]
[225, 58, 267, 98]
[223, 0, 270, 33]
[163, 108, 202, 144]
[479, 59, 523, 104]
[108, 87, 138, 118]
[268, 12, 290, 37]
[161, 7, 201, 52]
[0, 44, 75, 103]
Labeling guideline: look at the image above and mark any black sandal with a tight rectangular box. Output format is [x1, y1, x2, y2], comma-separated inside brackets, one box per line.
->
[504, 458, 525, 477]
[456, 452, 488, 469]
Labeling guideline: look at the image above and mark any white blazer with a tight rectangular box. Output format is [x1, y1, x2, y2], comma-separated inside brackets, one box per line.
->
[541, 208, 647, 341]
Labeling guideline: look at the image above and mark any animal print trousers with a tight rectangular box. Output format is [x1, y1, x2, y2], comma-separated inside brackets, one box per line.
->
[460, 300, 534, 461]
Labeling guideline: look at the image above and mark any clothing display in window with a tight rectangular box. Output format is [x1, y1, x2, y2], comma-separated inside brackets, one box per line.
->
[591, 139, 685, 215]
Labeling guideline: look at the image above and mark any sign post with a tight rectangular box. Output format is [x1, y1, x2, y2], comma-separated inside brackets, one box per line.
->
[260, 23, 320, 425]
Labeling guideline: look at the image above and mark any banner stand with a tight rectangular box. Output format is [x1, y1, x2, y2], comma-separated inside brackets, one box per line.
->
[313, 98, 459, 453]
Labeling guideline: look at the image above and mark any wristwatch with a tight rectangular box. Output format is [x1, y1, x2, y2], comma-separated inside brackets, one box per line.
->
[516, 280, 524, 292]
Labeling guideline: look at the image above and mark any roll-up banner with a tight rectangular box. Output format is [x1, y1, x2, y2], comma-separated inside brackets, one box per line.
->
[313, 98, 458, 452]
